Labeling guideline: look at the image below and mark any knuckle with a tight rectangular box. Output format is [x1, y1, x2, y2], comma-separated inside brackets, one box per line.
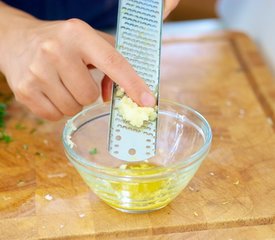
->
[13, 79, 35, 101]
[121, 78, 141, 94]
[47, 113, 63, 121]
[27, 64, 50, 88]
[78, 90, 99, 105]
[38, 39, 61, 62]
[14, 93, 23, 103]
[28, 64, 40, 79]
[61, 18, 86, 35]
[63, 104, 82, 116]
[103, 51, 124, 66]
[33, 108, 62, 121]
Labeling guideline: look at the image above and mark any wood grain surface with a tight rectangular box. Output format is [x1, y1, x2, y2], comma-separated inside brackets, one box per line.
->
[0, 32, 275, 239]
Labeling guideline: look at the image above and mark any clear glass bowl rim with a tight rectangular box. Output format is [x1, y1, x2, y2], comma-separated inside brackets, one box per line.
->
[62, 99, 212, 177]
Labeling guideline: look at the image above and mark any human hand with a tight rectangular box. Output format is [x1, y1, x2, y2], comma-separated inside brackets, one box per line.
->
[0, 5, 155, 121]
[164, 0, 180, 19]
[101, 0, 181, 103]
[0, 1, 180, 121]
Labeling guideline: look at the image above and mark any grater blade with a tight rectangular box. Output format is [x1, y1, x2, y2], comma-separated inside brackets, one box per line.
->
[108, 0, 163, 162]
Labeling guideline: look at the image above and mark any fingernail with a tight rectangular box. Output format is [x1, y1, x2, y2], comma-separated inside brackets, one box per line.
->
[141, 92, 156, 107]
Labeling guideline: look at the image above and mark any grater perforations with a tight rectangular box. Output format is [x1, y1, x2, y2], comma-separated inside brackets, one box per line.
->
[108, 0, 163, 161]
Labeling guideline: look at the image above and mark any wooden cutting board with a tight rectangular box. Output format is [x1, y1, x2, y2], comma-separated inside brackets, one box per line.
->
[0, 32, 275, 239]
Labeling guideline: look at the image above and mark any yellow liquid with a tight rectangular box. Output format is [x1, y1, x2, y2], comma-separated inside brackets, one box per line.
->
[79, 163, 188, 212]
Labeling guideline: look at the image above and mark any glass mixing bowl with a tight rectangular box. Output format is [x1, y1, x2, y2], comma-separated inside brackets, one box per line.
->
[63, 99, 212, 213]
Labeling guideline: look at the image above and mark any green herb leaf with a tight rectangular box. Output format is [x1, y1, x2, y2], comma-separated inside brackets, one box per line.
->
[0, 104, 12, 143]
[29, 128, 37, 134]
[17, 179, 25, 187]
[0, 103, 7, 129]
[34, 151, 43, 156]
[15, 123, 26, 130]
[89, 148, 98, 155]
[22, 144, 29, 150]
[0, 131, 12, 143]
[36, 119, 45, 125]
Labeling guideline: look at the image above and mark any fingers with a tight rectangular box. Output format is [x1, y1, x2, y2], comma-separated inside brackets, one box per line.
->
[7, 18, 157, 123]
[41, 74, 83, 116]
[27, 52, 84, 117]
[30, 93, 63, 121]
[80, 25, 156, 107]
[25, 58, 95, 119]
[163, 0, 180, 19]
[96, 30, 115, 46]
[55, 56, 100, 106]
[15, 87, 63, 121]
[101, 75, 113, 102]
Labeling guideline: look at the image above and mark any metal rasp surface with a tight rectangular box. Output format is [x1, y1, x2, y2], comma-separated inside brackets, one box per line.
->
[108, 0, 163, 161]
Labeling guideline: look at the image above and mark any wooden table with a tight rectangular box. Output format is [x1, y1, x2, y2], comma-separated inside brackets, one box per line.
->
[0, 32, 275, 239]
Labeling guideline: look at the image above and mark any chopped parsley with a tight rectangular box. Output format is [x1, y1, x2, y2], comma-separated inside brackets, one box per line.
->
[29, 128, 37, 134]
[0, 103, 6, 129]
[35, 151, 44, 157]
[15, 123, 26, 130]
[22, 144, 29, 150]
[36, 119, 45, 125]
[0, 103, 12, 143]
[0, 131, 12, 143]
[89, 148, 98, 155]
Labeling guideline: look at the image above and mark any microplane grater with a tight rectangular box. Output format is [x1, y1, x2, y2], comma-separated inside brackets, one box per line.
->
[108, 0, 163, 161]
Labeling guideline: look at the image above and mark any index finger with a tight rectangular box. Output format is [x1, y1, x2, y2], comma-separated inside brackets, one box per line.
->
[80, 26, 156, 107]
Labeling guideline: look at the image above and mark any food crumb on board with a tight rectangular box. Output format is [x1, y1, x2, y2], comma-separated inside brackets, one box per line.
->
[222, 201, 230, 205]
[226, 100, 232, 107]
[193, 211, 199, 217]
[67, 162, 74, 167]
[35, 151, 44, 157]
[209, 172, 215, 176]
[47, 173, 67, 178]
[3, 196, 11, 201]
[233, 180, 240, 185]
[267, 117, 273, 126]
[239, 109, 245, 118]
[45, 194, 53, 201]
[79, 213, 85, 218]
[17, 180, 25, 187]
[29, 128, 37, 134]
[22, 144, 29, 150]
